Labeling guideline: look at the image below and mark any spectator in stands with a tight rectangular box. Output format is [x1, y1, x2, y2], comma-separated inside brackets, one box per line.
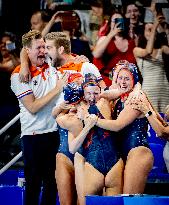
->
[124, 1, 144, 45]
[0, 31, 21, 161]
[0, 32, 20, 73]
[11, 30, 68, 205]
[92, 10, 137, 86]
[88, 0, 105, 48]
[30, 10, 51, 33]
[133, 13, 169, 113]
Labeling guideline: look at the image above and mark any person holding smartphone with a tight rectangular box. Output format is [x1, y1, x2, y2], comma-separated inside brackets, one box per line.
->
[92, 10, 138, 87]
[0, 32, 20, 73]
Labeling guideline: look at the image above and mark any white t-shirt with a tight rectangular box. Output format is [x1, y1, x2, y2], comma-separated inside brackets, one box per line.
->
[11, 64, 64, 136]
[57, 61, 103, 81]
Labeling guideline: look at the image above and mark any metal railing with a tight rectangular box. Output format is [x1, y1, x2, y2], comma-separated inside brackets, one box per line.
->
[0, 113, 22, 175]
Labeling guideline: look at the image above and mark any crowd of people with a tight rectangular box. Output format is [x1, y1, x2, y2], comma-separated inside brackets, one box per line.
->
[1, 0, 169, 205]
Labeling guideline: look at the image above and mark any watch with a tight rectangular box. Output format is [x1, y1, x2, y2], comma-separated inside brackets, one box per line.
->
[145, 110, 152, 118]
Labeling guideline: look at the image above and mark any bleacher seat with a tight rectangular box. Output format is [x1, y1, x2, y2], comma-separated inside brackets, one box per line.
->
[146, 116, 169, 183]
[0, 169, 60, 205]
[0, 186, 24, 205]
[86, 195, 169, 205]
[149, 143, 167, 174]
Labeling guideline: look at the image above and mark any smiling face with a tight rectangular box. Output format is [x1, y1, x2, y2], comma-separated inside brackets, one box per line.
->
[26, 38, 45, 66]
[0, 36, 11, 57]
[84, 85, 101, 105]
[117, 69, 134, 93]
[91, 6, 103, 17]
[125, 4, 140, 24]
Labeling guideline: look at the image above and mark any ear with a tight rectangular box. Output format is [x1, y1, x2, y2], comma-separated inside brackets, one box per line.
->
[24, 47, 30, 55]
[58, 46, 65, 55]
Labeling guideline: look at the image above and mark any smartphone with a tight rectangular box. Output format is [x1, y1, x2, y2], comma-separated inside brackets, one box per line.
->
[115, 18, 125, 30]
[6, 42, 16, 51]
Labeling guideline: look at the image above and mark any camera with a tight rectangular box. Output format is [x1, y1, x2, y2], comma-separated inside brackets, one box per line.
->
[6, 42, 16, 51]
[115, 18, 125, 30]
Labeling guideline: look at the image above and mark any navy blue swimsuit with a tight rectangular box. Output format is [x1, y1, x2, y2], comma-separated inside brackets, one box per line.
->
[114, 99, 149, 161]
[80, 105, 120, 175]
[58, 126, 74, 163]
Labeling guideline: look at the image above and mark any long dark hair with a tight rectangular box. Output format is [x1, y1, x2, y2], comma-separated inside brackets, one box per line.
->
[104, 9, 130, 39]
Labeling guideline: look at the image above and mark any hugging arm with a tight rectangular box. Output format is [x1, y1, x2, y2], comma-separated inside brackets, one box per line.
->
[19, 48, 31, 83]
[96, 105, 140, 132]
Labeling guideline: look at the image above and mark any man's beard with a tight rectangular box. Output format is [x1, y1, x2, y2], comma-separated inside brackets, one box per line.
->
[53, 58, 62, 67]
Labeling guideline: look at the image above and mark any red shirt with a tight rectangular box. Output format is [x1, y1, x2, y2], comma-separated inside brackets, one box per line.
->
[93, 39, 136, 86]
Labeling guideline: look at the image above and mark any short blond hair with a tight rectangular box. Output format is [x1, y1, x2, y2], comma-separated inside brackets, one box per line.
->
[44, 32, 71, 54]
[22, 30, 42, 47]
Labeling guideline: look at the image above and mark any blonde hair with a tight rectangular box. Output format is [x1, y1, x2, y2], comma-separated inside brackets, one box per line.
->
[44, 32, 71, 54]
[22, 30, 42, 47]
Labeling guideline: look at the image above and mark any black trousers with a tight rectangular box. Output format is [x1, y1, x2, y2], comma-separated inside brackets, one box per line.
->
[22, 131, 60, 205]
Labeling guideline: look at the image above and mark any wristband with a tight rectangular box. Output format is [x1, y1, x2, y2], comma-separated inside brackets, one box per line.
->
[145, 110, 152, 118]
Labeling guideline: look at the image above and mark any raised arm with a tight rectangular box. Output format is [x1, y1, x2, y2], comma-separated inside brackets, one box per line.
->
[133, 16, 160, 58]
[19, 48, 31, 82]
[145, 16, 160, 54]
[162, 45, 169, 55]
[52, 100, 73, 118]
[42, 12, 62, 37]
[92, 26, 120, 58]
[99, 88, 123, 101]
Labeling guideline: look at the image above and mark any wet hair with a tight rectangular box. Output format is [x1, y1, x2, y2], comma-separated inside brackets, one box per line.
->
[22, 30, 42, 47]
[82, 73, 101, 90]
[44, 32, 71, 54]
[113, 60, 140, 86]
[68, 73, 83, 83]
[63, 82, 84, 104]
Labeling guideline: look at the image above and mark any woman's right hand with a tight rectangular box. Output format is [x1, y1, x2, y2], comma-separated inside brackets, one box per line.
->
[59, 101, 74, 110]
[84, 114, 98, 129]
[19, 66, 31, 83]
[109, 23, 121, 37]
